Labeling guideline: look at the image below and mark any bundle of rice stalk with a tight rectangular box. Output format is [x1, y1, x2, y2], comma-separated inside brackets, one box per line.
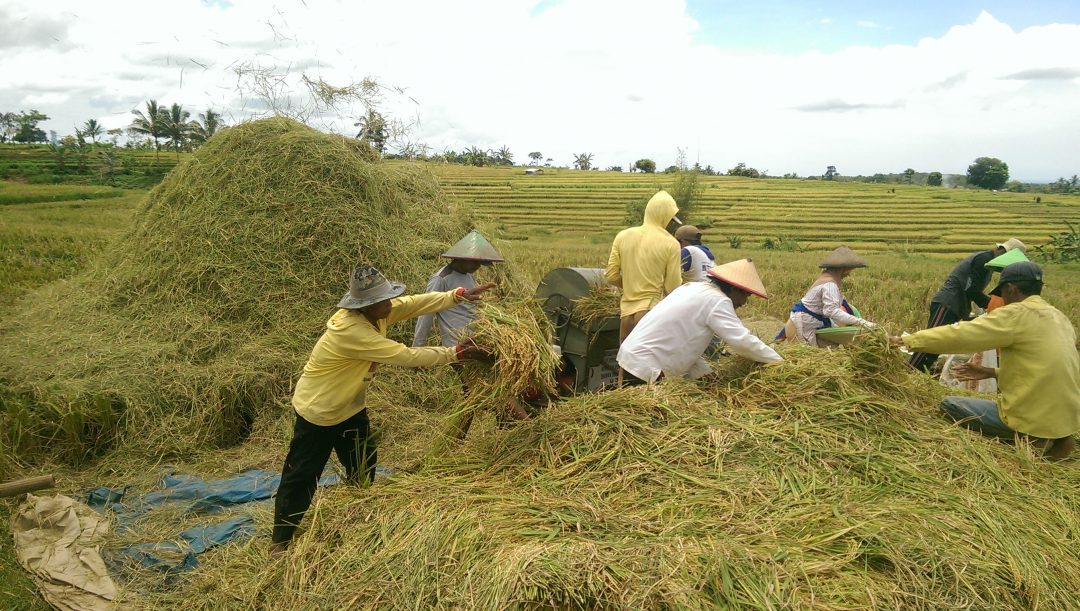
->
[571, 285, 621, 327]
[433, 299, 559, 449]
[179, 338, 1080, 610]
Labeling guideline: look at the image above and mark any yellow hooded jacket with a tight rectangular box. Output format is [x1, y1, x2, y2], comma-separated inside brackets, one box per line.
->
[293, 290, 460, 426]
[605, 190, 682, 317]
[903, 295, 1080, 439]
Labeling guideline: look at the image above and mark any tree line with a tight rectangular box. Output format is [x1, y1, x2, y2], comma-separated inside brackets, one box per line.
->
[4, 107, 1075, 194]
[1, 101, 224, 159]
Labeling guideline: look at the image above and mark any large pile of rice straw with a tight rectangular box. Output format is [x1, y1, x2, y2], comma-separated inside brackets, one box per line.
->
[0, 117, 470, 469]
[176, 334, 1080, 609]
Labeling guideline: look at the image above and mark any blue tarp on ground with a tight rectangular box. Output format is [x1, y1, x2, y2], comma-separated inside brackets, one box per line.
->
[90, 466, 392, 577]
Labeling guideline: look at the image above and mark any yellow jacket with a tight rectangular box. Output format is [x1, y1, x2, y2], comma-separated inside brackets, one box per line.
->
[605, 191, 682, 317]
[903, 295, 1080, 438]
[293, 290, 460, 426]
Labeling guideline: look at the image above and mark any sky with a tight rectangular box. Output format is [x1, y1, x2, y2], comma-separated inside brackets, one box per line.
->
[2, 0, 1079, 181]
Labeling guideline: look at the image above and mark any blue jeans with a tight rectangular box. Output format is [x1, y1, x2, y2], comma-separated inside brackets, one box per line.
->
[939, 396, 1016, 439]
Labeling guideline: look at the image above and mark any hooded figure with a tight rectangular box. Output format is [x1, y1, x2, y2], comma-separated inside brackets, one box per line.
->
[605, 190, 683, 343]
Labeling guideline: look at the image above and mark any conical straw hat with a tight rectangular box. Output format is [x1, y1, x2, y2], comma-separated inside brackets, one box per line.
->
[441, 230, 504, 262]
[706, 258, 768, 299]
[986, 247, 1029, 271]
[818, 246, 867, 269]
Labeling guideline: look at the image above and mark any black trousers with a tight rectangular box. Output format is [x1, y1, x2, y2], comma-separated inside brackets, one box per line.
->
[271, 409, 377, 545]
[908, 302, 960, 372]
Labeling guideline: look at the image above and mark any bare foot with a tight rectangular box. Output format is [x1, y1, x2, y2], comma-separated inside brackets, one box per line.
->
[269, 541, 288, 560]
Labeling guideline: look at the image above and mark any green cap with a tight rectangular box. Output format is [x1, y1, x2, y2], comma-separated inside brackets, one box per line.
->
[986, 248, 1029, 271]
[441, 230, 504, 262]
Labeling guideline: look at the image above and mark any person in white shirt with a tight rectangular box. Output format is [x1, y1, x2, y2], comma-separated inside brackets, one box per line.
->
[779, 246, 876, 347]
[617, 258, 782, 384]
[675, 225, 716, 282]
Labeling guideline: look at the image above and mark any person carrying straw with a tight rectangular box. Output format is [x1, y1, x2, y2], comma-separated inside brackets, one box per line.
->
[271, 264, 495, 557]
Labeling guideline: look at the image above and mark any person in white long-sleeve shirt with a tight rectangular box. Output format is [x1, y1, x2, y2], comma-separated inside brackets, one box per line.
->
[618, 258, 782, 384]
[781, 246, 876, 347]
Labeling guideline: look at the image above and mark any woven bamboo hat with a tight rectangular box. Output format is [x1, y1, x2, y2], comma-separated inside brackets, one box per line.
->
[818, 246, 868, 269]
[706, 258, 768, 299]
[441, 230, 504, 262]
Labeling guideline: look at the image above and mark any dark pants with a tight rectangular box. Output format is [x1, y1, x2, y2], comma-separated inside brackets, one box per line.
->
[271, 409, 377, 545]
[908, 302, 960, 372]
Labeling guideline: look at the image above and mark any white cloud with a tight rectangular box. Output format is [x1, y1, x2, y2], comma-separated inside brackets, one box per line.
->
[856, 20, 880, 29]
[819, 17, 833, 25]
[1, 3, 1078, 179]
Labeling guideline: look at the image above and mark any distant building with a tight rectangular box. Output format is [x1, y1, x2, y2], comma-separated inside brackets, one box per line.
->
[524, 168, 544, 175]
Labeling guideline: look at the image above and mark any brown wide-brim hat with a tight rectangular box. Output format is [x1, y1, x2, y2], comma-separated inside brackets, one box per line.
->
[706, 258, 768, 299]
[819, 246, 868, 269]
[441, 230, 504, 263]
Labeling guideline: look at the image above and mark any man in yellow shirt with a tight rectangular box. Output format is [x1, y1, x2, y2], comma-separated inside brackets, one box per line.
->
[894, 262, 1080, 459]
[271, 265, 494, 555]
[605, 189, 682, 344]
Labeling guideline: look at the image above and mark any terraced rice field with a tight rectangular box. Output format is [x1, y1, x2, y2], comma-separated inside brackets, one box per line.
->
[431, 165, 1080, 257]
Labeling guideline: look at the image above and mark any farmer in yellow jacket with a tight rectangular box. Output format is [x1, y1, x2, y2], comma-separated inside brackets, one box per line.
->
[271, 264, 494, 556]
[893, 261, 1080, 459]
[605, 190, 682, 344]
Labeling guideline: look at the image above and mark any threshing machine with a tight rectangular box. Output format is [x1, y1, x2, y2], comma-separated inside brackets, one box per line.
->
[535, 267, 621, 392]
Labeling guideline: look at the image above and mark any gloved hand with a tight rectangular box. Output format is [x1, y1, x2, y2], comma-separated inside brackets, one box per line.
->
[455, 338, 494, 362]
[860, 320, 878, 330]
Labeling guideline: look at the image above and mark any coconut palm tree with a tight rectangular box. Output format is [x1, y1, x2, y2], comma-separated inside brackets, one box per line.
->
[161, 103, 192, 158]
[129, 100, 167, 158]
[353, 109, 388, 153]
[190, 109, 223, 146]
[494, 146, 514, 166]
[81, 119, 103, 143]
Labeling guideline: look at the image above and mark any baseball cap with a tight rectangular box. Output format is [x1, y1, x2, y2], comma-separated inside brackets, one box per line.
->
[989, 261, 1043, 296]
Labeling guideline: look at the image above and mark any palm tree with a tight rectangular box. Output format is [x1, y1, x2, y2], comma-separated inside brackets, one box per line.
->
[129, 100, 167, 158]
[573, 152, 594, 171]
[353, 109, 388, 153]
[81, 119, 103, 143]
[161, 103, 192, 158]
[190, 109, 223, 146]
[494, 146, 514, 166]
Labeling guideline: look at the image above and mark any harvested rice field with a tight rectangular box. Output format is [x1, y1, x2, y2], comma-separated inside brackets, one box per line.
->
[2, 132, 1080, 609]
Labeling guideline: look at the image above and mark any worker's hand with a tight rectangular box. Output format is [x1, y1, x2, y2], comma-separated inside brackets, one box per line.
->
[888, 335, 905, 347]
[953, 362, 996, 382]
[461, 283, 497, 302]
[455, 338, 494, 362]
